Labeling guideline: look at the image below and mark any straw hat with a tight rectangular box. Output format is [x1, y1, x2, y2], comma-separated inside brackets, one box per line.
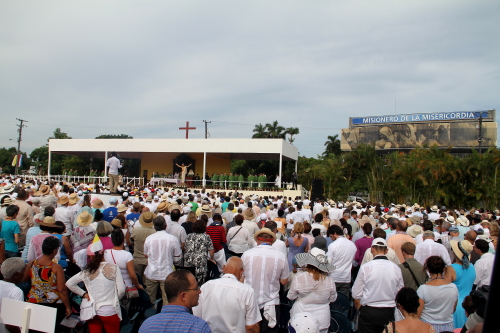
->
[359, 215, 375, 228]
[68, 193, 79, 205]
[111, 219, 123, 228]
[408, 225, 423, 238]
[296, 248, 334, 274]
[200, 205, 212, 216]
[0, 185, 13, 194]
[116, 204, 127, 213]
[139, 211, 156, 228]
[243, 208, 256, 221]
[253, 227, 276, 243]
[431, 205, 439, 212]
[39, 216, 57, 227]
[457, 216, 470, 227]
[37, 184, 50, 196]
[57, 195, 69, 205]
[1, 197, 13, 206]
[450, 240, 473, 260]
[92, 199, 104, 209]
[76, 211, 93, 227]
[409, 215, 420, 225]
[168, 203, 182, 213]
[445, 216, 456, 223]
[156, 201, 168, 212]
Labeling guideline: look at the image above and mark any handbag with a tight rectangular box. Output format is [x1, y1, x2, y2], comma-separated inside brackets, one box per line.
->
[79, 297, 96, 321]
[110, 249, 139, 299]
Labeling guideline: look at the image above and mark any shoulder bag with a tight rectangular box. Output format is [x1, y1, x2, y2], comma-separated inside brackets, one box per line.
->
[110, 249, 139, 299]
[402, 262, 421, 288]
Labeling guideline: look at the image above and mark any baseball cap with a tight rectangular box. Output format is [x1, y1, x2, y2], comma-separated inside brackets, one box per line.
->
[109, 197, 118, 204]
[449, 226, 459, 232]
[372, 238, 387, 247]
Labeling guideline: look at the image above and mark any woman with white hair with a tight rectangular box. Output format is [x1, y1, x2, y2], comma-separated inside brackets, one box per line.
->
[288, 248, 337, 333]
[0, 258, 26, 332]
[21, 213, 43, 261]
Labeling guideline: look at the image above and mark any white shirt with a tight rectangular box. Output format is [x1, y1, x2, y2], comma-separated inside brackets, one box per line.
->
[143, 230, 182, 280]
[417, 284, 458, 324]
[414, 239, 452, 266]
[288, 210, 306, 229]
[242, 244, 289, 308]
[0, 281, 24, 333]
[267, 210, 278, 221]
[312, 203, 323, 216]
[311, 223, 327, 236]
[227, 226, 253, 254]
[327, 236, 357, 283]
[104, 249, 134, 287]
[415, 232, 441, 244]
[166, 221, 187, 246]
[361, 247, 401, 266]
[328, 208, 343, 221]
[272, 239, 287, 257]
[54, 205, 73, 235]
[242, 220, 260, 238]
[105, 156, 122, 175]
[193, 274, 261, 333]
[288, 272, 337, 331]
[474, 253, 494, 288]
[352, 256, 404, 307]
[428, 212, 440, 221]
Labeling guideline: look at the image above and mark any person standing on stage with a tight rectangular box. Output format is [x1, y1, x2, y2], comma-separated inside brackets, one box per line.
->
[176, 163, 192, 185]
[106, 152, 122, 194]
[292, 171, 298, 189]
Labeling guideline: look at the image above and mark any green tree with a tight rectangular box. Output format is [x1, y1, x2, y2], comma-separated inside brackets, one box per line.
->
[286, 127, 300, 144]
[323, 135, 341, 157]
[252, 124, 267, 138]
[95, 134, 133, 139]
[265, 121, 286, 139]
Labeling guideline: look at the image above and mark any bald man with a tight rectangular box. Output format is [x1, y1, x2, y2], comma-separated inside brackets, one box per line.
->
[193, 257, 261, 333]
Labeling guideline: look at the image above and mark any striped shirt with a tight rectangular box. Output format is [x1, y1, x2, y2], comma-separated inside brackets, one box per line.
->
[206, 224, 226, 252]
[139, 305, 212, 333]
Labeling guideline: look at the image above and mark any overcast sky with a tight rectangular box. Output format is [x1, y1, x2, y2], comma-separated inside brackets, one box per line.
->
[1, 0, 499, 157]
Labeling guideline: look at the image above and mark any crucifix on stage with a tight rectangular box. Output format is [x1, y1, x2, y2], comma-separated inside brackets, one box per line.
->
[179, 121, 196, 139]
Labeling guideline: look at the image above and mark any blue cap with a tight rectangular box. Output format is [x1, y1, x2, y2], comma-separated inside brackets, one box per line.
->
[449, 226, 459, 232]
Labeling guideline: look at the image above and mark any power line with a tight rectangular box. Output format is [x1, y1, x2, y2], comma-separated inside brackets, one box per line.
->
[14, 118, 28, 175]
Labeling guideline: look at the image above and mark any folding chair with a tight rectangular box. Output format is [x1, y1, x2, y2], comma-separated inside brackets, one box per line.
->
[330, 291, 350, 318]
[329, 310, 351, 333]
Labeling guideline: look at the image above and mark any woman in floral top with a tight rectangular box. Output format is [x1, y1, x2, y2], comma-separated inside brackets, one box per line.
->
[183, 220, 215, 285]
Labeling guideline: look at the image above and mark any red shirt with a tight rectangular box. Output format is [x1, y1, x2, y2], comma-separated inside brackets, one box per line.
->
[206, 224, 227, 252]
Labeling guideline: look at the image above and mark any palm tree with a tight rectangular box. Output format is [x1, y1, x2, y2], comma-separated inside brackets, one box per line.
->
[323, 135, 341, 157]
[252, 123, 267, 138]
[286, 127, 300, 144]
[265, 121, 286, 139]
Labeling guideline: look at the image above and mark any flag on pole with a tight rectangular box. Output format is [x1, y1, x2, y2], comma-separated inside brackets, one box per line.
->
[89, 234, 103, 253]
[11, 154, 22, 168]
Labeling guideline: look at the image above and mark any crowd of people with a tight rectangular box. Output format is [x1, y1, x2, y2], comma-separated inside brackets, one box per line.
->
[0, 174, 496, 333]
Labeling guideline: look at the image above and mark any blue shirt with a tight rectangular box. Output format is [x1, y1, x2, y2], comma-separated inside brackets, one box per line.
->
[126, 213, 141, 223]
[102, 207, 118, 222]
[139, 305, 211, 333]
[1, 219, 20, 252]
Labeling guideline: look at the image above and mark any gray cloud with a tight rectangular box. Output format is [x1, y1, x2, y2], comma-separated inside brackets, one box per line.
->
[1, 0, 499, 156]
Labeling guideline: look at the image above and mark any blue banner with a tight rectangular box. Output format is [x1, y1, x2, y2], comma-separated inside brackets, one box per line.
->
[352, 111, 489, 125]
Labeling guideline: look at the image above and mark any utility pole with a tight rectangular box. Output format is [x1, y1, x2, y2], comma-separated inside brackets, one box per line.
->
[478, 113, 483, 154]
[14, 118, 28, 175]
[203, 120, 211, 139]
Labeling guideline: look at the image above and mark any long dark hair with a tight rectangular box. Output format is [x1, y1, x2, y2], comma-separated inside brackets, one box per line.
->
[85, 251, 105, 274]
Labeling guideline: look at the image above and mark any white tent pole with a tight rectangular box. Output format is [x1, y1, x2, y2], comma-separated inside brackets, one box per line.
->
[203, 152, 207, 187]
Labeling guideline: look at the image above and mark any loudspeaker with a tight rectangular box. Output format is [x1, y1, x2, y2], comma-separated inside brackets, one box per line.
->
[311, 179, 324, 200]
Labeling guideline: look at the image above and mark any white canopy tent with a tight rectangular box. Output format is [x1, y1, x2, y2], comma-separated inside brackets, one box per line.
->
[48, 138, 299, 187]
